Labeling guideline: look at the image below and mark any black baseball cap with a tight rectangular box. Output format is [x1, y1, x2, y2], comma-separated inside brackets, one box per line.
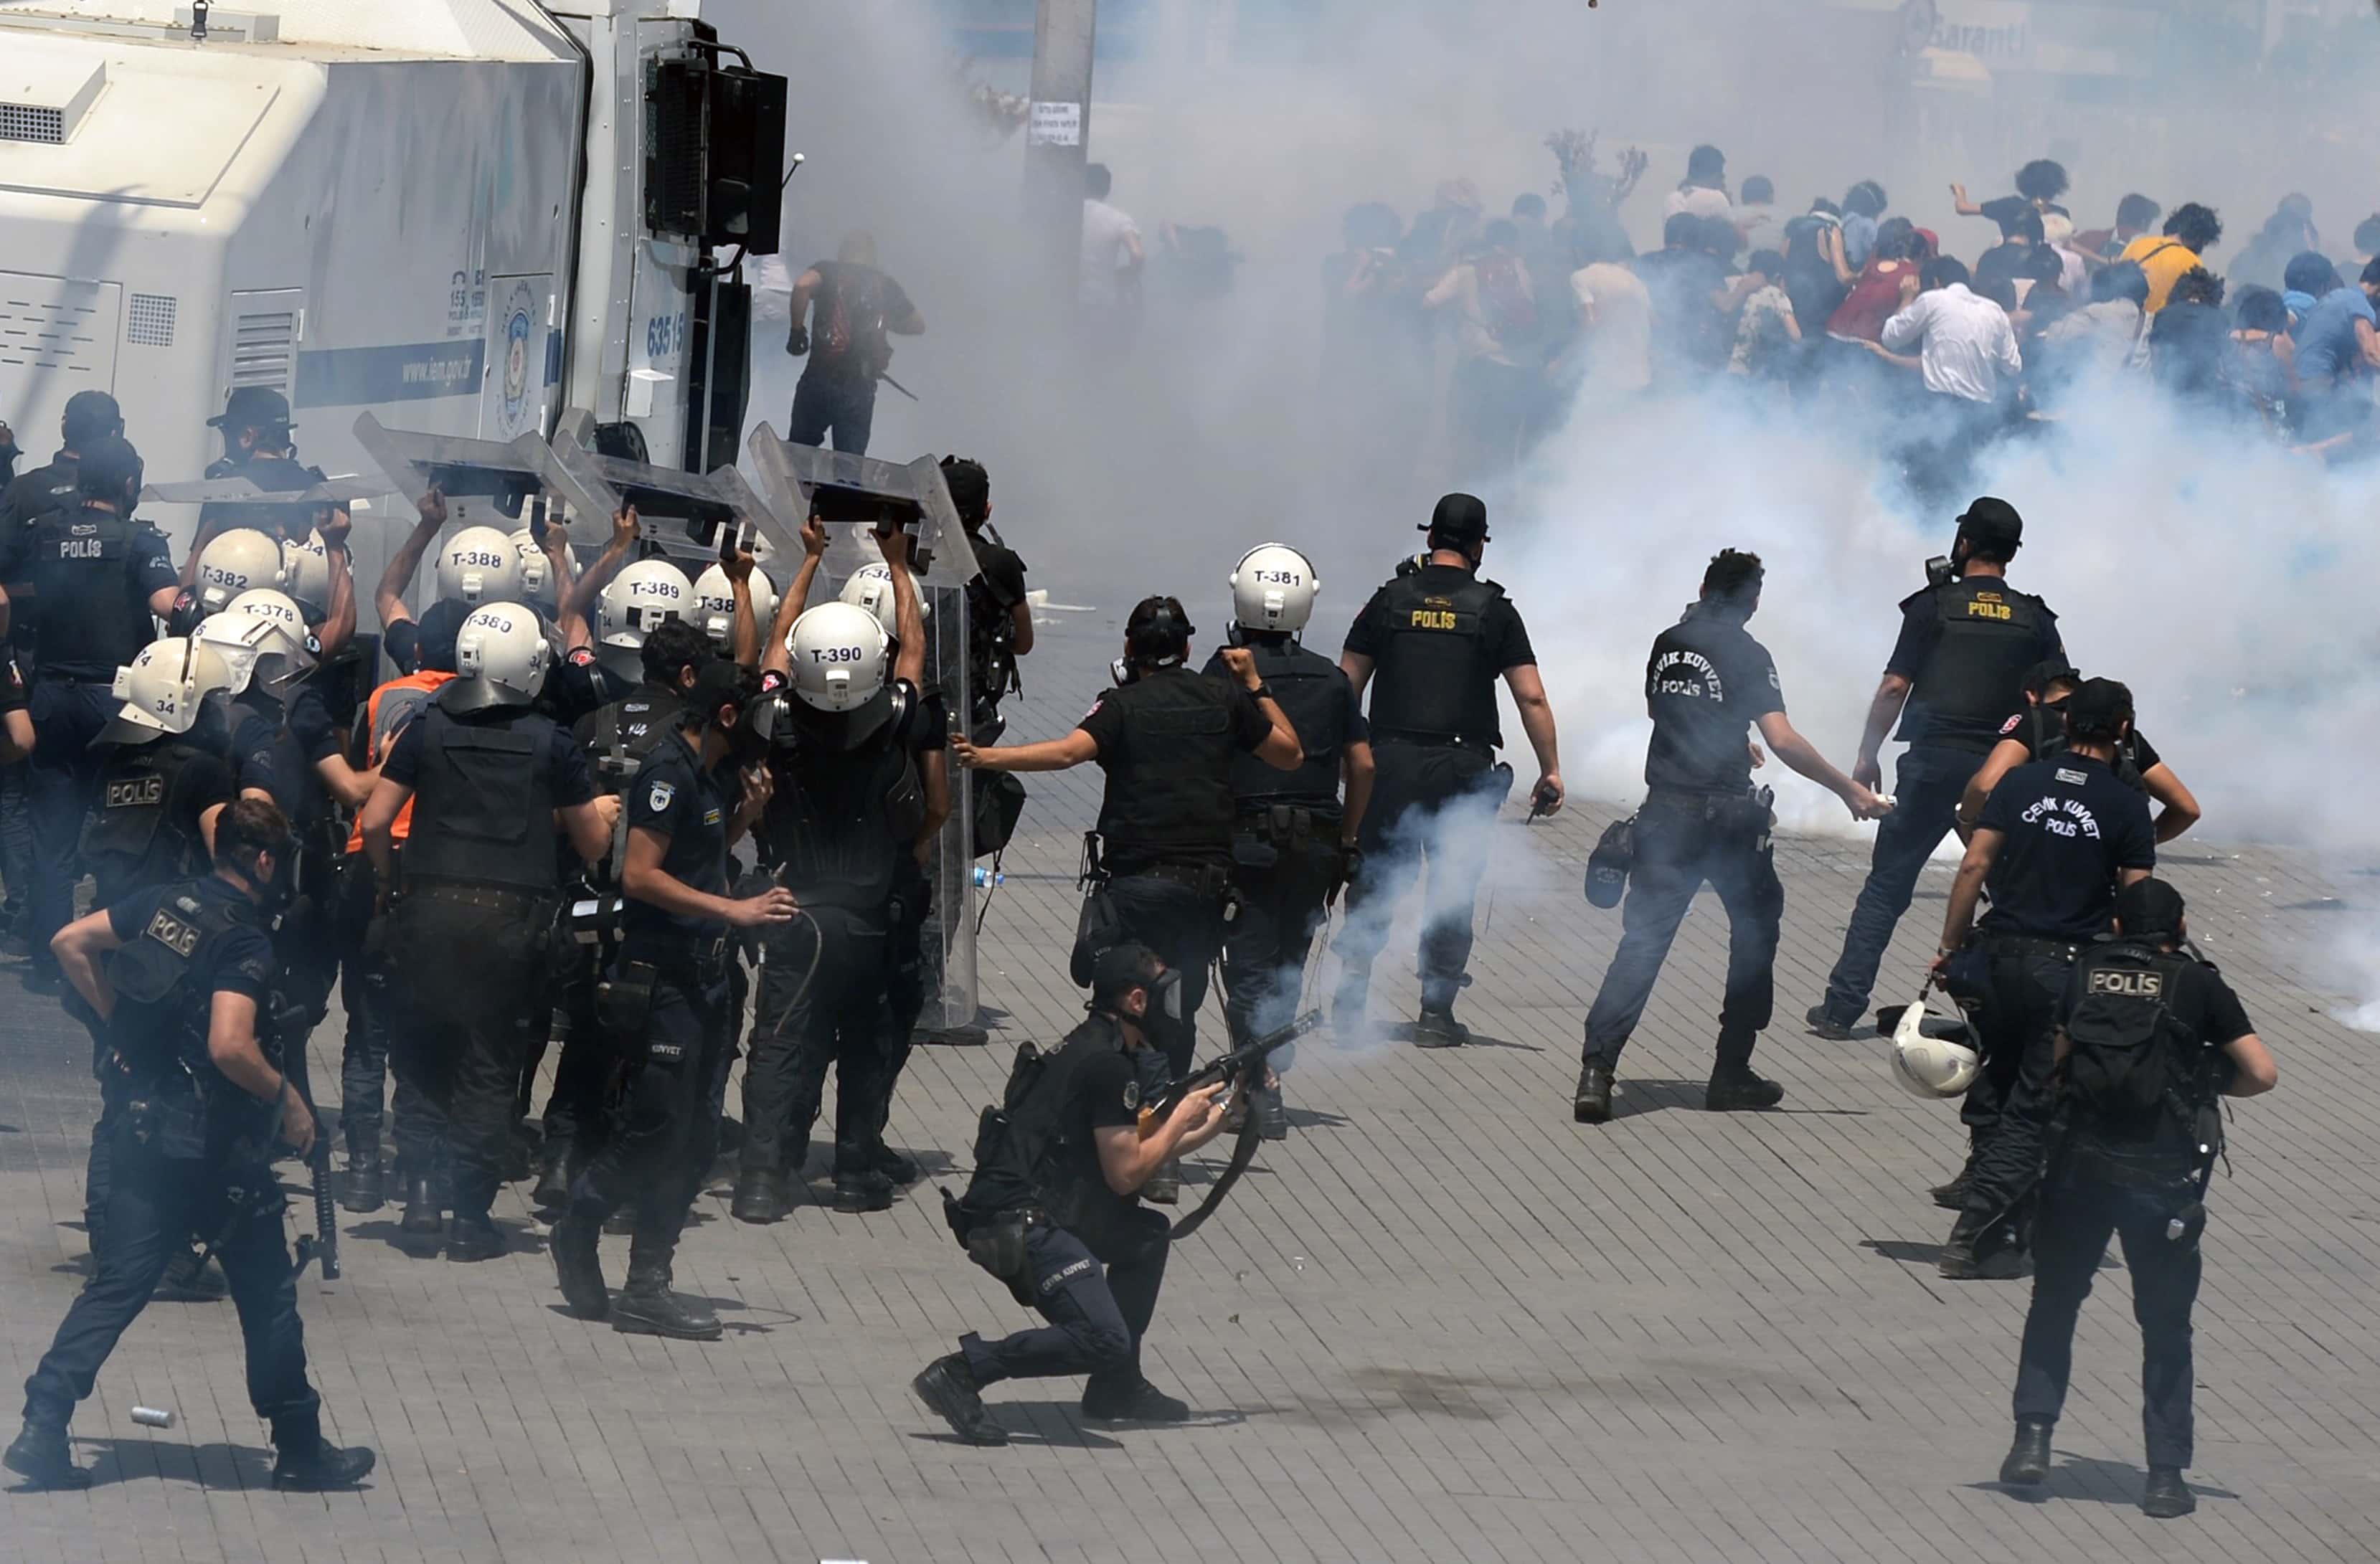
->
[75, 435, 143, 501]
[412, 599, 471, 673]
[1956, 496, 2023, 552]
[62, 390, 123, 446]
[1088, 942, 1161, 1005]
[683, 652, 742, 724]
[208, 385, 295, 432]
[2112, 878, 2186, 939]
[1422, 492, 1490, 545]
[2062, 676, 2133, 740]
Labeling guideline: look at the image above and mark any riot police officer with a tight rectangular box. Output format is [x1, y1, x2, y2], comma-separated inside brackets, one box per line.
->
[913, 944, 1232, 1446]
[2, 798, 374, 1492]
[551, 659, 790, 1338]
[359, 607, 613, 1259]
[0, 391, 119, 534]
[0, 435, 184, 987]
[1997, 878, 2276, 1520]
[1809, 498, 2062, 1039]
[1203, 544, 1371, 1134]
[955, 595, 1300, 1087]
[1930, 678, 2156, 1279]
[1574, 551, 1890, 1124]
[1334, 493, 1561, 1046]
[735, 536, 947, 1221]
[186, 387, 324, 556]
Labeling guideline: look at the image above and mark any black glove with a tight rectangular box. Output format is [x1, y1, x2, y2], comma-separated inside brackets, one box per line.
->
[786, 325, 810, 357]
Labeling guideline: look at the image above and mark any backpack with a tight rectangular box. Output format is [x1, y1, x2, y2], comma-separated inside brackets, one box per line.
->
[2059, 942, 2209, 1144]
[1475, 253, 1539, 343]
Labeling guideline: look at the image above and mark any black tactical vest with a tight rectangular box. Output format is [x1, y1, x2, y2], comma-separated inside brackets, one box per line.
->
[1092, 668, 1243, 869]
[25, 507, 153, 678]
[83, 740, 210, 902]
[2059, 941, 2215, 1153]
[110, 882, 257, 1084]
[1366, 569, 1505, 747]
[1903, 579, 2049, 749]
[200, 452, 326, 542]
[1229, 639, 1344, 810]
[587, 684, 684, 795]
[762, 701, 924, 914]
[402, 700, 562, 894]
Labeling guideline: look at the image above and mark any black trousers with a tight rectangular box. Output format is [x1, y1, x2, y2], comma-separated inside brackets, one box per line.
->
[1818, 744, 1983, 1026]
[788, 372, 879, 455]
[1222, 817, 1340, 1053]
[389, 888, 552, 1220]
[537, 946, 612, 1166]
[1958, 935, 2075, 1248]
[1104, 873, 1226, 1079]
[23, 680, 114, 972]
[571, 955, 732, 1273]
[958, 1210, 1168, 1398]
[740, 907, 894, 1177]
[1336, 742, 1510, 1010]
[1581, 794, 1782, 1070]
[336, 948, 446, 1165]
[2013, 1150, 2204, 1469]
[24, 1133, 321, 1445]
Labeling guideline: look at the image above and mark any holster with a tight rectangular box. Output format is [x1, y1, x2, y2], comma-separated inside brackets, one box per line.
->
[1709, 785, 1775, 848]
[943, 1189, 1039, 1307]
[1070, 886, 1122, 988]
[596, 962, 658, 1047]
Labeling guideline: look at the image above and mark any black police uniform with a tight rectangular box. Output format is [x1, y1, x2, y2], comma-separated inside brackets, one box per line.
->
[227, 683, 346, 1111]
[199, 451, 330, 548]
[0, 450, 80, 944]
[0, 447, 81, 537]
[18, 877, 332, 1459]
[1076, 668, 1273, 1079]
[945, 1012, 1172, 1404]
[0, 502, 179, 969]
[2013, 938, 2250, 1474]
[382, 691, 593, 1236]
[1202, 636, 1364, 1045]
[542, 645, 638, 729]
[740, 685, 935, 1209]
[1949, 755, 2155, 1261]
[1816, 574, 2060, 1029]
[1996, 701, 2161, 790]
[565, 727, 735, 1289]
[1582, 602, 1788, 1082]
[964, 534, 1029, 736]
[1334, 560, 1529, 1020]
[75, 701, 238, 1243]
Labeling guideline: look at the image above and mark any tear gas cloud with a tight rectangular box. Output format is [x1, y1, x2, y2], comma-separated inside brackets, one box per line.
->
[714, 0, 2380, 1002]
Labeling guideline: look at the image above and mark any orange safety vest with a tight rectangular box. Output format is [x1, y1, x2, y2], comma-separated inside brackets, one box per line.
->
[342, 669, 458, 853]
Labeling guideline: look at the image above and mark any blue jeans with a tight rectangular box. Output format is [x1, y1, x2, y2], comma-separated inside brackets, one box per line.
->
[23, 680, 116, 968]
[788, 373, 879, 455]
[1818, 744, 1983, 1025]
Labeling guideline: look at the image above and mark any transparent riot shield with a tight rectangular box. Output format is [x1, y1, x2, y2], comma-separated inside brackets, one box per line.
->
[747, 425, 983, 1036]
[351, 411, 618, 543]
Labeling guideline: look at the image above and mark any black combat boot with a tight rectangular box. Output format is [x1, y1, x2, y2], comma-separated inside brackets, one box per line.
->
[870, 1144, 921, 1185]
[1573, 1061, 1615, 1124]
[610, 1261, 722, 1342]
[549, 1210, 610, 1320]
[269, 1424, 377, 1492]
[400, 1174, 443, 1239]
[2140, 1465, 2196, 1519]
[3, 1418, 89, 1490]
[1940, 1212, 2031, 1279]
[445, 1213, 506, 1263]
[1998, 1416, 2053, 1485]
[341, 1130, 385, 1215]
[731, 1168, 790, 1223]
[912, 1354, 1008, 1446]
[1803, 1003, 1858, 1041]
[1704, 1065, 1785, 1112]
[1930, 1165, 1975, 1211]
[1252, 1082, 1290, 1141]
[529, 1143, 573, 1213]
[832, 1167, 894, 1215]
[1081, 1375, 1191, 1423]
[1410, 1005, 1469, 1048]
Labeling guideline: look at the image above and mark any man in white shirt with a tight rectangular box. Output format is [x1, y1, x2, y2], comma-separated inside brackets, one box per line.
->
[1663, 144, 1733, 224]
[1881, 256, 2021, 403]
[1080, 162, 1146, 313]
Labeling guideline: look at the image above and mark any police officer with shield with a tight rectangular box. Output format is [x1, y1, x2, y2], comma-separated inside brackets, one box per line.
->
[1204, 544, 1371, 1134]
[1809, 498, 2062, 1039]
[1997, 878, 2275, 1520]
[1334, 493, 1560, 1046]
[3, 798, 374, 1492]
[359, 607, 614, 1258]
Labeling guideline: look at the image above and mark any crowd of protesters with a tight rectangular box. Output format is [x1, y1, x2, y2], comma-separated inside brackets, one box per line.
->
[1320, 146, 2380, 496]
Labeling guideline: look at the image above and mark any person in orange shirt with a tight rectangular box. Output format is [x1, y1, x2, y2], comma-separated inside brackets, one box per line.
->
[2119, 203, 2223, 313]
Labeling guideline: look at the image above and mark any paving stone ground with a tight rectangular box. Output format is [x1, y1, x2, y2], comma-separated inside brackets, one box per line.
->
[1, 617, 2376, 1563]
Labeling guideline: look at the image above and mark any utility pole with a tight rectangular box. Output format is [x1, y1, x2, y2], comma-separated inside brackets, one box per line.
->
[1024, 0, 1097, 302]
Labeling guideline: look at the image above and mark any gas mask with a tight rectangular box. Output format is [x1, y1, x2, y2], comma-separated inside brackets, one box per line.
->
[1925, 554, 1956, 589]
[1141, 967, 1190, 1053]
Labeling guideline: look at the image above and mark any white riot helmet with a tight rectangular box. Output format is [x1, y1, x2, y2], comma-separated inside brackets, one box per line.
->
[509, 528, 556, 607]
[1890, 996, 1981, 1099]
[692, 563, 780, 648]
[448, 605, 551, 712]
[598, 558, 694, 651]
[98, 637, 237, 746]
[786, 602, 891, 714]
[435, 525, 527, 606]
[836, 561, 929, 641]
[195, 589, 315, 697]
[1229, 543, 1319, 638]
[194, 528, 287, 617]
[280, 530, 332, 620]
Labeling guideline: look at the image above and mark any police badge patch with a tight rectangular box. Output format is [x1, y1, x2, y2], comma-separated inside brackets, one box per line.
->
[648, 779, 675, 812]
[1122, 1079, 1140, 1112]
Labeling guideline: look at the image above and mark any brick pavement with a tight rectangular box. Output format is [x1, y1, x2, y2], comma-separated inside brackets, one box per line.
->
[1, 617, 2375, 1563]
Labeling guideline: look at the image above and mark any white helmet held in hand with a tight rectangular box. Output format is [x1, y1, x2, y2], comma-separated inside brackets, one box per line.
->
[196, 589, 315, 696]
[449, 605, 551, 711]
[509, 528, 556, 607]
[786, 602, 890, 713]
[280, 530, 333, 620]
[836, 561, 930, 640]
[1229, 543, 1319, 637]
[194, 529, 287, 617]
[103, 637, 236, 744]
[598, 559, 694, 650]
[693, 563, 780, 647]
[1890, 997, 1980, 1099]
[435, 525, 526, 606]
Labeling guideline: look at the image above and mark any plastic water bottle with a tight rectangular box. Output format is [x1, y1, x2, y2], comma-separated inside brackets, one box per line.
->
[971, 868, 1005, 889]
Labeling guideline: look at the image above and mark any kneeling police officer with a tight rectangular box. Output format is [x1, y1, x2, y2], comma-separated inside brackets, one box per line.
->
[1996, 878, 2275, 1520]
[914, 944, 1232, 1446]
[4, 799, 374, 1492]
